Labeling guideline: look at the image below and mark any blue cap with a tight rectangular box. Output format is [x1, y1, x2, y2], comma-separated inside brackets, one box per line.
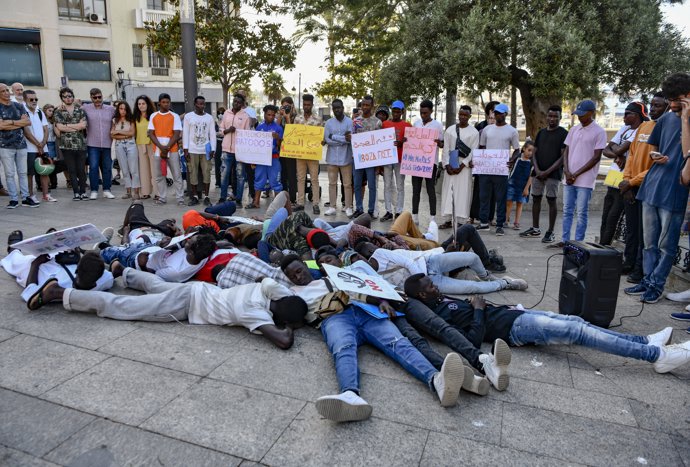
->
[573, 99, 596, 116]
[391, 100, 405, 110]
[493, 103, 509, 114]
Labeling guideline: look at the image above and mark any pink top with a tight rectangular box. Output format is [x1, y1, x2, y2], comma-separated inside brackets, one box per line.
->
[563, 120, 608, 189]
[219, 108, 251, 153]
[82, 103, 115, 148]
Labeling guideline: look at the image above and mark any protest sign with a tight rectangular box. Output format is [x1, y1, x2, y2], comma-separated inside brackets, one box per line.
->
[235, 129, 273, 166]
[471, 149, 511, 176]
[322, 264, 403, 301]
[11, 224, 105, 256]
[280, 124, 325, 160]
[400, 127, 440, 178]
[351, 127, 398, 169]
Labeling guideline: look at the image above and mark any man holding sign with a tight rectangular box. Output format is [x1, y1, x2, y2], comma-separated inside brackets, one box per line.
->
[246, 105, 284, 209]
[352, 95, 383, 218]
[294, 94, 323, 214]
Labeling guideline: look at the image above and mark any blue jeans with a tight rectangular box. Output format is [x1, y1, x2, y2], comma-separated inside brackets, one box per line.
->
[320, 306, 438, 394]
[561, 185, 592, 242]
[87, 146, 112, 192]
[100, 242, 150, 268]
[426, 252, 505, 295]
[220, 152, 245, 201]
[641, 202, 684, 293]
[0, 147, 29, 201]
[478, 175, 507, 227]
[509, 310, 659, 363]
[254, 158, 283, 192]
[204, 200, 236, 217]
[354, 167, 377, 213]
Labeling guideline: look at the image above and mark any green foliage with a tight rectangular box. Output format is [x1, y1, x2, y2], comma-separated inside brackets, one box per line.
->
[262, 72, 288, 104]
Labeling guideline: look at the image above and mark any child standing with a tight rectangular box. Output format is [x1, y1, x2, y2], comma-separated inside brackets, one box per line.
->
[247, 105, 283, 209]
[506, 141, 534, 230]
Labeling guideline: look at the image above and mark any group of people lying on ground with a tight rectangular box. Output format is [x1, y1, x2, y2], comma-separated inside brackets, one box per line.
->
[3, 191, 690, 423]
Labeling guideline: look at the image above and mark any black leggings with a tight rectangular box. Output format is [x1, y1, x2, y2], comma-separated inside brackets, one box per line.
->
[411, 164, 437, 215]
[280, 157, 297, 203]
[62, 149, 87, 195]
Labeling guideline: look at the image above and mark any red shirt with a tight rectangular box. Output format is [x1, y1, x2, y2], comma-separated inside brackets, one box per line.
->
[383, 119, 412, 162]
[193, 251, 237, 282]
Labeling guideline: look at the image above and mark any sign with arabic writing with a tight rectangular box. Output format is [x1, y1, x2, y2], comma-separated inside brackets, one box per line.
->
[321, 264, 403, 301]
[235, 129, 273, 166]
[351, 127, 398, 169]
[280, 124, 325, 160]
[400, 127, 440, 178]
[471, 149, 511, 176]
[10, 224, 106, 256]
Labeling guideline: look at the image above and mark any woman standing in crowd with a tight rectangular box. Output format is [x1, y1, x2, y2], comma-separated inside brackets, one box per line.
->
[111, 101, 140, 199]
[134, 95, 157, 200]
[278, 96, 298, 205]
[52, 87, 88, 200]
[42, 103, 60, 190]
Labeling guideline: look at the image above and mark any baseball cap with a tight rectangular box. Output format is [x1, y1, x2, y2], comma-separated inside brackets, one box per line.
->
[493, 103, 509, 114]
[625, 102, 649, 121]
[573, 100, 596, 116]
[391, 100, 405, 110]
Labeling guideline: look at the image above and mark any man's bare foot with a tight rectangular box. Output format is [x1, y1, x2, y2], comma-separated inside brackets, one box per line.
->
[110, 259, 124, 278]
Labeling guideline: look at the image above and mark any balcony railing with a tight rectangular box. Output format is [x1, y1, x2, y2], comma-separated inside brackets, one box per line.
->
[134, 8, 175, 28]
[151, 67, 169, 76]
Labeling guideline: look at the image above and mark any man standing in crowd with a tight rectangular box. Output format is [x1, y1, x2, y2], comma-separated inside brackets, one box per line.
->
[620, 93, 668, 284]
[53, 87, 88, 200]
[520, 105, 567, 243]
[10, 82, 24, 103]
[323, 99, 354, 217]
[0, 83, 34, 209]
[411, 100, 444, 225]
[294, 94, 323, 214]
[477, 103, 520, 236]
[23, 89, 55, 204]
[471, 101, 499, 222]
[148, 93, 183, 206]
[219, 93, 251, 205]
[81, 88, 115, 200]
[381, 100, 411, 221]
[626, 73, 690, 304]
[559, 99, 607, 245]
[183, 96, 215, 207]
[352, 95, 382, 218]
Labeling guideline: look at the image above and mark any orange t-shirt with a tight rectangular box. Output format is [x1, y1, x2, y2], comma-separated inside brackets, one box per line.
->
[182, 210, 220, 233]
[148, 110, 182, 152]
[623, 120, 657, 187]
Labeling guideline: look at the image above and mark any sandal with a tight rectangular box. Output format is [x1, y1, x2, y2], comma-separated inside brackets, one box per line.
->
[45, 227, 57, 234]
[244, 203, 259, 209]
[27, 278, 58, 311]
[141, 195, 151, 200]
[7, 230, 23, 253]
[438, 221, 453, 230]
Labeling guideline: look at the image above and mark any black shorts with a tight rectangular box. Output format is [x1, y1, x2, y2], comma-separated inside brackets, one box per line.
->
[27, 152, 38, 176]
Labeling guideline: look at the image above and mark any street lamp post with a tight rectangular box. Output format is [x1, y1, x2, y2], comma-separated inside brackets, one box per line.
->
[298, 73, 301, 111]
[116, 67, 125, 100]
[180, 0, 198, 113]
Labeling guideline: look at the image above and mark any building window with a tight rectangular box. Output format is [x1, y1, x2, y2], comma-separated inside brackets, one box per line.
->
[0, 28, 43, 86]
[146, 0, 165, 10]
[62, 49, 111, 81]
[147, 48, 169, 68]
[132, 44, 143, 67]
[57, 0, 107, 22]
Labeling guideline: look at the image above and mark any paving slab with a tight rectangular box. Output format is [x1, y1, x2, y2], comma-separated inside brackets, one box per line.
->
[0, 445, 60, 467]
[262, 403, 428, 467]
[500, 345, 574, 387]
[45, 419, 241, 467]
[0, 334, 107, 396]
[42, 357, 198, 425]
[0, 327, 17, 343]
[0, 389, 94, 458]
[134, 320, 252, 346]
[142, 378, 306, 461]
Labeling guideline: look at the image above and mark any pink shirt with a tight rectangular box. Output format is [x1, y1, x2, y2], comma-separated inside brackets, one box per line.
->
[563, 120, 607, 189]
[82, 103, 115, 148]
[219, 108, 251, 153]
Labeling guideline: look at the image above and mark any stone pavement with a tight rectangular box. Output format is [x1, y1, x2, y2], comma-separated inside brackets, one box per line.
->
[0, 175, 689, 467]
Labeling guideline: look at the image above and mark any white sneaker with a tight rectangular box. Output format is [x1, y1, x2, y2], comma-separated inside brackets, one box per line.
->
[89, 191, 98, 200]
[647, 327, 673, 348]
[324, 207, 336, 216]
[103, 191, 115, 199]
[666, 289, 690, 302]
[479, 339, 511, 391]
[433, 352, 464, 407]
[653, 344, 690, 373]
[315, 390, 372, 422]
[412, 213, 419, 225]
[426, 220, 439, 243]
[30, 194, 40, 204]
[42, 194, 57, 202]
[461, 365, 490, 396]
[345, 207, 354, 218]
[502, 276, 529, 291]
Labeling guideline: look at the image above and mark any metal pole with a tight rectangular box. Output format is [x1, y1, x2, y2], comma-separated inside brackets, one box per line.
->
[298, 73, 302, 112]
[180, 0, 198, 113]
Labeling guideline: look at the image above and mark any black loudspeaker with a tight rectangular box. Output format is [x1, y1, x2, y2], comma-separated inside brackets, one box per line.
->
[559, 241, 622, 328]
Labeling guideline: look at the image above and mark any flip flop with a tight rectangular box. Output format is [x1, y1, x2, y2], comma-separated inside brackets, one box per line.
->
[45, 227, 57, 234]
[7, 230, 23, 253]
[27, 278, 58, 311]
[438, 221, 453, 230]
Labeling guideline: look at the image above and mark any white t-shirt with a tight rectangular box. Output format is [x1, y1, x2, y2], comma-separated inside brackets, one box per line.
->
[371, 247, 445, 276]
[128, 227, 167, 245]
[479, 124, 520, 151]
[182, 112, 215, 154]
[608, 124, 639, 173]
[0, 250, 114, 302]
[187, 278, 292, 331]
[146, 248, 207, 282]
[24, 105, 48, 153]
[413, 119, 444, 162]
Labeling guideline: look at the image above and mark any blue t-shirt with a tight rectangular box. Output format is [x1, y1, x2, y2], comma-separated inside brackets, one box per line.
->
[0, 102, 28, 149]
[508, 158, 532, 190]
[256, 121, 283, 156]
[637, 112, 689, 213]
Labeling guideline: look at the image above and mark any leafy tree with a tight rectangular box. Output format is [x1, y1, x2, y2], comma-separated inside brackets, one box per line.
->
[262, 72, 288, 104]
[145, 0, 296, 107]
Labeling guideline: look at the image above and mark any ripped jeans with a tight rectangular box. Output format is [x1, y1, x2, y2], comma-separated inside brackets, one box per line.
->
[320, 305, 438, 394]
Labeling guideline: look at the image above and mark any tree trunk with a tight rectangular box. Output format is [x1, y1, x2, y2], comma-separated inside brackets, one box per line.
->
[511, 66, 559, 139]
[445, 87, 456, 128]
[222, 83, 229, 108]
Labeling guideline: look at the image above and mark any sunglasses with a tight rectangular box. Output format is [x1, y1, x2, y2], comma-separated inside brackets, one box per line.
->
[62, 95, 74, 99]
[91, 95, 103, 100]
[28, 98, 38, 102]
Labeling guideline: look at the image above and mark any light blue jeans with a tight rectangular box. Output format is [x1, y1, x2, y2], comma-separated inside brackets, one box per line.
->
[115, 140, 140, 188]
[354, 167, 377, 213]
[320, 305, 438, 394]
[509, 310, 659, 362]
[641, 202, 684, 293]
[220, 152, 244, 202]
[0, 147, 29, 201]
[426, 251, 505, 295]
[561, 185, 593, 242]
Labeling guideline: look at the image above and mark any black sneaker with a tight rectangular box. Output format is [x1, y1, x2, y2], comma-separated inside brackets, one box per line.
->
[519, 227, 541, 238]
[495, 227, 505, 236]
[476, 223, 490, 230]
[485, 260, 507, 273]
[313, 205, 320, 215]
[188, 196, 199, 206]
[22, 197, 39, 208]
[380, 212, 394, 221]
[6, 200, 18, 209]
[72, 194, 80, 201]
[541, 231, 555, 243]
[203, 196, 211, 206]
[352, 209, 364, 219]
[368, 210, 377, 219]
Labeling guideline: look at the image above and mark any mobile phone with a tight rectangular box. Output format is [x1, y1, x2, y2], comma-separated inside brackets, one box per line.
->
[650, 151, 663, 160]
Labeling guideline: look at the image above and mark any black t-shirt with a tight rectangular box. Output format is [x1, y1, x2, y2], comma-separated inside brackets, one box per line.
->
[0, 102, 28, 149]
[533, 126, 568, 179]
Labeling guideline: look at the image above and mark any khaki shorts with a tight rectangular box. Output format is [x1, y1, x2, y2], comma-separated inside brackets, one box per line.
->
[531, 176, 559, 198]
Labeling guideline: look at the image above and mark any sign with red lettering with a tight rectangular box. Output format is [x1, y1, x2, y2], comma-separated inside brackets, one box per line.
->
[351, 128, 398, 169]
[235, 129, 273, 166]
[400, 127, 440, 178]
[321, 264, 403, 301]
[471, 149, 511, 176]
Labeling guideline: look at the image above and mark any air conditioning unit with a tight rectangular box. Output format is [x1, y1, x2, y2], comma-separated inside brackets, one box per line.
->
[88, 13, 105, 23]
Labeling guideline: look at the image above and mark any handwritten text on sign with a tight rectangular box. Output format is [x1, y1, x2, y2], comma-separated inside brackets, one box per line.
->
[471, 149, 511, 176]
[351, 127, 398, 169]
[400, 127, 440, 178]
[280, 124, 325, 160]
[11, 224, 105, 256]
[321, 264, 403, 301]
[235, 130, 273, 166]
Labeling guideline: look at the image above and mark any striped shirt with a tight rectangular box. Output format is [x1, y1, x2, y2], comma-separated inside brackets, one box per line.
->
[216, 252, 292, 289]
